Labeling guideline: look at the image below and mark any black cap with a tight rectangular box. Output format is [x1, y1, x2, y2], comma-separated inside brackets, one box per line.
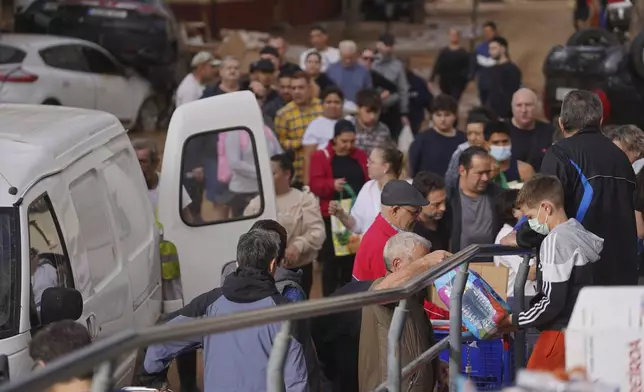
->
[379, 32, 395, 46]
[334, 119, 356, 137]
[381, 180, 429, 207]
[260, 46, 280, 58]
[251, 59, 275, 73]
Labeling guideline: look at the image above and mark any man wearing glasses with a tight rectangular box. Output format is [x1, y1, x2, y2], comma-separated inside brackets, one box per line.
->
[352, 180, 428, 281]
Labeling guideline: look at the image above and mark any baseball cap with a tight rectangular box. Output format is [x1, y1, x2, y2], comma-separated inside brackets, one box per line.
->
[250, 59, 276, 73]
[381, 180, 429, 207]
[191, 51, 221, 67]
[379, 32, 396, 47]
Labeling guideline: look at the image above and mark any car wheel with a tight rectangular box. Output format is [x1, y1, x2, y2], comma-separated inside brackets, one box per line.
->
[566, 28, 620, 46]
[135, 97, 160, 133]
[630, 31, 644, 80]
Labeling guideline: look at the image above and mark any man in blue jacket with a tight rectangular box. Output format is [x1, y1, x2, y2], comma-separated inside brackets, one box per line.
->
[141, 229, 321, 392]
[469, 21, 498, 104]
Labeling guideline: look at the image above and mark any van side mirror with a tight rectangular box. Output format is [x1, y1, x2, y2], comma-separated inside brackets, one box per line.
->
[0, 355, 9, 384]
[40, 287, 83, 325]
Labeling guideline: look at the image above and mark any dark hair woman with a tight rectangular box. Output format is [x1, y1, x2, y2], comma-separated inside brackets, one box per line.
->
[245, 152, 325, 297]
[309, 119, 368, 296]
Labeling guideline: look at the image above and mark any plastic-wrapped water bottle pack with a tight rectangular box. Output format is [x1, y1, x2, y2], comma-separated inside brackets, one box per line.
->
[452, 370, 619, 392]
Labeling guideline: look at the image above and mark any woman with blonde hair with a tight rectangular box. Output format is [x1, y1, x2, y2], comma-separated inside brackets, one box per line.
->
[329, 143, 404, 234]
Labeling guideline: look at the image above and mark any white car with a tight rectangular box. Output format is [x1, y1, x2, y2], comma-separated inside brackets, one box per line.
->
[0, 34, 159, 131]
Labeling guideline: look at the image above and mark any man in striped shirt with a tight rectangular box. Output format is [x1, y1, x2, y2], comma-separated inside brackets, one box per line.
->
[505, 175, 603, 372]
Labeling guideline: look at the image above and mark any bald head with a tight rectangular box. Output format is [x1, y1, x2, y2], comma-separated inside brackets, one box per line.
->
[512, 88, 538, 129]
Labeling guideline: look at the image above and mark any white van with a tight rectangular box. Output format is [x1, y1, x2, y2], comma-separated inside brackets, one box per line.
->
[0, 104, 162, 382]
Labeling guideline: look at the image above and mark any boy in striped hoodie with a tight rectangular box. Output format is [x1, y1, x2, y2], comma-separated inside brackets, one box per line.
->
[505, 174, 603, 371]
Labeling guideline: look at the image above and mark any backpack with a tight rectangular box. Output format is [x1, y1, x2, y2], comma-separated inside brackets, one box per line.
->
[217, 126, 275, 183]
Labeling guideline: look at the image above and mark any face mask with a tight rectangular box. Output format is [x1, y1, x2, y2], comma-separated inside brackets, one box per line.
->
[489, 145, 512, 162]
[528, 206, 550, 235]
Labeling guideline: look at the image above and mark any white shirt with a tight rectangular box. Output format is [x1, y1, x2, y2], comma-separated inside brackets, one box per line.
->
[633, 158, 644, 175]
[350, 180, 382, 234]
[148, 173, 192, 211]
[494, 224, 537, 298]
[299, 47, 340, 72]
[303, 116, 347, 150]
[175, 73, 205, 108]
[32, 262, 58, 309]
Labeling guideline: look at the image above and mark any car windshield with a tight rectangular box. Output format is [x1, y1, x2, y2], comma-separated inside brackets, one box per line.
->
[0, 208, 20, 339]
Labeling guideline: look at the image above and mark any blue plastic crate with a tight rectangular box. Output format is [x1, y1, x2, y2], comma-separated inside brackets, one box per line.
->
[434, 330, 514, 390]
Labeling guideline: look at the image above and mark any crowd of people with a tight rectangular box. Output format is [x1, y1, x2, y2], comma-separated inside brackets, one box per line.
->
[28, 19, 644, 392]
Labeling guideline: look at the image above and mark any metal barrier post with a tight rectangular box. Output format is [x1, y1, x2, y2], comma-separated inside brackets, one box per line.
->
[386, 300, 408, 392]
[266, 321, 292, 392]
[513, 254, 531, 374]
[449, 264, 470, 387]
[90, 361, 113, 392]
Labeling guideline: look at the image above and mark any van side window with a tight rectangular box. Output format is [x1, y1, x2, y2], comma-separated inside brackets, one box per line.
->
[28, 194, 74, 313]
[102, 150, 151, 260]
[181, 129, 266, 226]
[69, 171, 119, 290]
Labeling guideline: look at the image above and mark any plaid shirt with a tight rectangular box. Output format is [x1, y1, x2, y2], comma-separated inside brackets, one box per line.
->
[354, 120, 392, 154]
[275, 98, 323, 180]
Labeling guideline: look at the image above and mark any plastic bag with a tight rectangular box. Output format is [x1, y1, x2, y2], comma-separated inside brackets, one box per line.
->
[397, 124, 414, 153]
[434, 269, 510, 339]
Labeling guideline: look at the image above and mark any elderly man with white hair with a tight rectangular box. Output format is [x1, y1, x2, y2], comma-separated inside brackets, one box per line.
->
[326, 40, 372, 103]
[508, 88, 555, 171]
[359, 232, 441, 392]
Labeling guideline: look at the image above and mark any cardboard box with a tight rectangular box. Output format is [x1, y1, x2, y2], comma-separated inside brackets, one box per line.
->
[565, 287, 644, 390]
[430, 262, 509, 310]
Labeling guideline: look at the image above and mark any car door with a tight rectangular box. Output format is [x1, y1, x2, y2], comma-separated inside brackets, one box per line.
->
[80, 45, 140, 123]
[37, 44, 96, 108]
[157, 91, 277, 304]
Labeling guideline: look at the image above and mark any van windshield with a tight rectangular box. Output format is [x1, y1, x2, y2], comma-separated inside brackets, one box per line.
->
[0, 208, 20, 338]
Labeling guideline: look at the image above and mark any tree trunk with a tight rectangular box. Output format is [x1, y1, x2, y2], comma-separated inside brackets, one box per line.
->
[630, 0, 644, 39]
[343, 0, 361, 39]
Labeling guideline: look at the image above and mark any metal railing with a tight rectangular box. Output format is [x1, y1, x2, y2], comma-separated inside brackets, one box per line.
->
[0, 244, 532, 392]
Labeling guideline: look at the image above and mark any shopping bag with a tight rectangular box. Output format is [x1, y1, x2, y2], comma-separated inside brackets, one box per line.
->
[330, 184, 358, 256]
[434, 269, 510, 339]
[397, 124, 414, 153]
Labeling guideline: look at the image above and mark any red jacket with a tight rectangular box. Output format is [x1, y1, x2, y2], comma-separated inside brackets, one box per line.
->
[353, 214, 451, 320]
[309, 142, 368, 218]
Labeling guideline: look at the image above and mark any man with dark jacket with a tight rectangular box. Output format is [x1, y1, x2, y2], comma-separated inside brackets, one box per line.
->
[449, 146, 503, 252]
[140, 229, 321, 392]
[541, 89, 638, 285]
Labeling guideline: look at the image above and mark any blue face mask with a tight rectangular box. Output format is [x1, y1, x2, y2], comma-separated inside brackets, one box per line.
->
[528, 206, 550, 235]
[489, 145, 512, 162]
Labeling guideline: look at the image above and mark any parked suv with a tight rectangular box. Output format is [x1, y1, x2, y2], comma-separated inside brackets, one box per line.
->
[543, 28, 644, 129]
[44, 0, 179, 72]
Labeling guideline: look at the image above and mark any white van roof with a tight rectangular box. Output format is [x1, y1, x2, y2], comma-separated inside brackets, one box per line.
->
[0, 104, 126, 205]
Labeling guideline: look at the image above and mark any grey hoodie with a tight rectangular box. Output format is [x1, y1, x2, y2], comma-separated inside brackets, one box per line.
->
[516, 218, 603, 331]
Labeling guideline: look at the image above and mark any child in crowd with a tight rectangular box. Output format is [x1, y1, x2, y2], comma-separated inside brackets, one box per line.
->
[505, 175, 603, 371]
[408, 94, 466, 177]
[353, 89, 391, 154]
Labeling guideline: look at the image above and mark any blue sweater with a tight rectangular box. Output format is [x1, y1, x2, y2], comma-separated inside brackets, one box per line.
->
[326, 62, 372, 103]
[409, 128, 466, 177]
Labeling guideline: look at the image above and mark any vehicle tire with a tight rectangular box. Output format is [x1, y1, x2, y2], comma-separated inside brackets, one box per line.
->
[566, 28, 620, 47]
[630, 31, 644, 80]
[134, 97, 160, 133]
[42, 99, 60, 105]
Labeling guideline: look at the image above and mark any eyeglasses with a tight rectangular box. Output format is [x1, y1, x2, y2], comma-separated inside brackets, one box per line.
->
[401, 206, 421, 217]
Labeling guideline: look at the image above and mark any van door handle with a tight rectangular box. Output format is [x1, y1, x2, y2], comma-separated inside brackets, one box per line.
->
[85, 313, 98, 339]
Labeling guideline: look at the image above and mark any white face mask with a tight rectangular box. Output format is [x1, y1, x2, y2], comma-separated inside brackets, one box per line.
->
[528, 206, 550, 235]
[489, 145, 512, 162]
